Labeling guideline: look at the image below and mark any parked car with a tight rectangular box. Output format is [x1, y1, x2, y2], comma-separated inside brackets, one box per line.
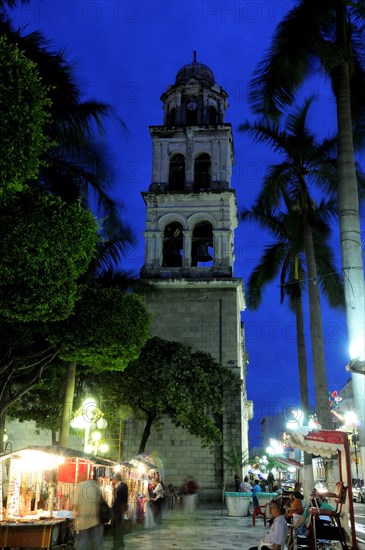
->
[352, 479, 365, 503]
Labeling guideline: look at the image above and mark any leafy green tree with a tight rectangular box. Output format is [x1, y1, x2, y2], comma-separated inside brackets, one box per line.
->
[0, 317, 59, 452]
[97, 336, 238, 454]
[49, 286, 149, 372]
[0, 188, 99, 322]
[7, 363, 70, 444]
[247, 0, 365, 440]
[46, 285, 150, 445]
[240, 98, 344, 428]
[0, 36, 50, 195]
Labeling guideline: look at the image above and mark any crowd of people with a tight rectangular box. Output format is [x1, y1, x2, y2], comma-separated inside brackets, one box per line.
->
[75, 468, 338, 550]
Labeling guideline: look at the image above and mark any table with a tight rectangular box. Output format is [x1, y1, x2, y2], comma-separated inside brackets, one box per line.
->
[0, 518, 74, 549]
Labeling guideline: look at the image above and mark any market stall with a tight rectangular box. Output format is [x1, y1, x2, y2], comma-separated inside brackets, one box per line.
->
[0, 445, 115, 549]
[126, 453, 162, 524]
[286, 428, 357, 550]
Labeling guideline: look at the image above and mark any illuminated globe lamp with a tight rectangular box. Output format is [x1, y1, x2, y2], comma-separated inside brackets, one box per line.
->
[96, 417, 108, 430]
[70, 397, 108, 454]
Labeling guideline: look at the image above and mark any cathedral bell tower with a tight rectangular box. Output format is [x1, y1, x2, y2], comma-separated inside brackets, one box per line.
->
[141, 52, 237, 279]
[124, 55, 250, 493]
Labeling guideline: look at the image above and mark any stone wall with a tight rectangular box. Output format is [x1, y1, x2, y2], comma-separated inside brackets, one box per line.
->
[121, 279, 245, 493]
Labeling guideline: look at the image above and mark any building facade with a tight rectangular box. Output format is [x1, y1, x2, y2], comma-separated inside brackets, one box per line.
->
[122, 56, 251, 493]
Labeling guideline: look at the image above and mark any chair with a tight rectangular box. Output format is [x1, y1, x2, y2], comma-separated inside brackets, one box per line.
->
[308, 482, 349, 549]
[252, 495, 268, 526]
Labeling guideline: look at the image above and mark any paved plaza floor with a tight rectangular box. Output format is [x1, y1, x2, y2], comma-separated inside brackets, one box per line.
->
[103, 502, 365, 550]
[103, 504, 267, 549]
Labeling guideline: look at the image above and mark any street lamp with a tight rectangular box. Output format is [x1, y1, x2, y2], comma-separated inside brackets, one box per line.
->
[70, 398, 108, 454]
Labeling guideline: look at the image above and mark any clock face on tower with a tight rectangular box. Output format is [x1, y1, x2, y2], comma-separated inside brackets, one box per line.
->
[187, 100, 197, 111]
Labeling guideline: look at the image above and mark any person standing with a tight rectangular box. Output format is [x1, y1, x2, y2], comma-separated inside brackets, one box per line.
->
[252, 479, 262, 507]
[75, 475, 103, 550]
[151, 476, 164, 525]
[111, 472, 129, 550]
[183, 478, 198, 516]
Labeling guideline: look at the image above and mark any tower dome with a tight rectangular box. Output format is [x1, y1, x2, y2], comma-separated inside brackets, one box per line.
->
[175, 53, 215, 87]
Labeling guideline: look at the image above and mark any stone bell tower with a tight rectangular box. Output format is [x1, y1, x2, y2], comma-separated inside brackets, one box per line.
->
[123, 55, 251, 494]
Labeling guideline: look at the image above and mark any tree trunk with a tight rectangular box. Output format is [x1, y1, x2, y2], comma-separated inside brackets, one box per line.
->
[302, 218, 331, 428]
[58, 362, 77, 447]
[294, 292, 314, 500]
[294, 293, 309, 423]
[334, 57, 365, 474]
[138, 414, 155, 454]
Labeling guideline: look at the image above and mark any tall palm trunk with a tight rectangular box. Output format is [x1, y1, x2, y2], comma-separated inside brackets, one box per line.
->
[293, 291, 313, 499]
[58, 362, 77, 446]
[302, 217, 331, 428]
[294, 293, 309, 422]
[335, 7, 365, 468]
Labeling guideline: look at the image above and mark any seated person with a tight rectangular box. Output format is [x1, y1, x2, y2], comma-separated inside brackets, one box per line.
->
[285, 491, 303, 521]
[240, 476, 253, 492]
[249, 500, 288, 550]
[294, 496, 334, 537]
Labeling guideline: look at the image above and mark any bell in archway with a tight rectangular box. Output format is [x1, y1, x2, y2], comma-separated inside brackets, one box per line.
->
[164, 242, 182, 267]
[194, 243, 213, 263]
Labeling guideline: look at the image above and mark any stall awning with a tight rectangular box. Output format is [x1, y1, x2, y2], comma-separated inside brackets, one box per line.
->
[0, 445, 115, 467]
[275, 457, 303, 469]
[286, 428, 349, 459]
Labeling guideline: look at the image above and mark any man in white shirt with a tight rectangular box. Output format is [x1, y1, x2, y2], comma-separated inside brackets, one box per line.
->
[249, 500, 288, 550]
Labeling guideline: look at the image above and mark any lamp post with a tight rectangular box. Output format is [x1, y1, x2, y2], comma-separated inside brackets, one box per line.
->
[70, 398, 108, 454]
[343, 411, 360, 479]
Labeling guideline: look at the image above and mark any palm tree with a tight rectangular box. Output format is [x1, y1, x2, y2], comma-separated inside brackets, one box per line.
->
[247, 0, 365, 441]
[240, 98, 344, 428]
[242, 201, 343, 424]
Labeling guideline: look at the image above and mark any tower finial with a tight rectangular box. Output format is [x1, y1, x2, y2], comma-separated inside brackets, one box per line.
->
[193, 50, 197, 63]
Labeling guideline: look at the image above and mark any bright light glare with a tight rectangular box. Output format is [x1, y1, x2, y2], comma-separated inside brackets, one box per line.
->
[100, 444, 109, 453]
[137, 463, 146, 475]
[349, 338, 365, 361]
[91, 431, 101, 441]
[114, 464, 122, 473]
[343, 411, 359, 427]
[83, 397, 97, 408]
[15, 451, 64, 470]
[71, 416, 88, 429]
[96, 418, 108, 429]
[288, 466, 296, 473]
[287, 420, 298, 430]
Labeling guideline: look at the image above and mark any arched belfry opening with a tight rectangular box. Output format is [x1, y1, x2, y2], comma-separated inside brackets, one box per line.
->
[162, 221, 184, 267]
[209, 105, 217, 125]
[194, 153, 211, 192]
[169, 154, 185, 192]
[168, 107, 176, 126]
[191, 221, 214, 267]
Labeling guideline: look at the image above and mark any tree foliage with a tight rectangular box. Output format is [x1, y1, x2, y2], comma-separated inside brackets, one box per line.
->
[0, 36, 51, 195]
[98, 336, 239, 453]
[0, 188, 99, 322]
[48, 285, 150, 372]
[7, 362, 69, 437]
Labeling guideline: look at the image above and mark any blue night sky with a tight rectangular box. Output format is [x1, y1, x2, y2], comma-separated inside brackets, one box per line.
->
[10, 0, 360, 448]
